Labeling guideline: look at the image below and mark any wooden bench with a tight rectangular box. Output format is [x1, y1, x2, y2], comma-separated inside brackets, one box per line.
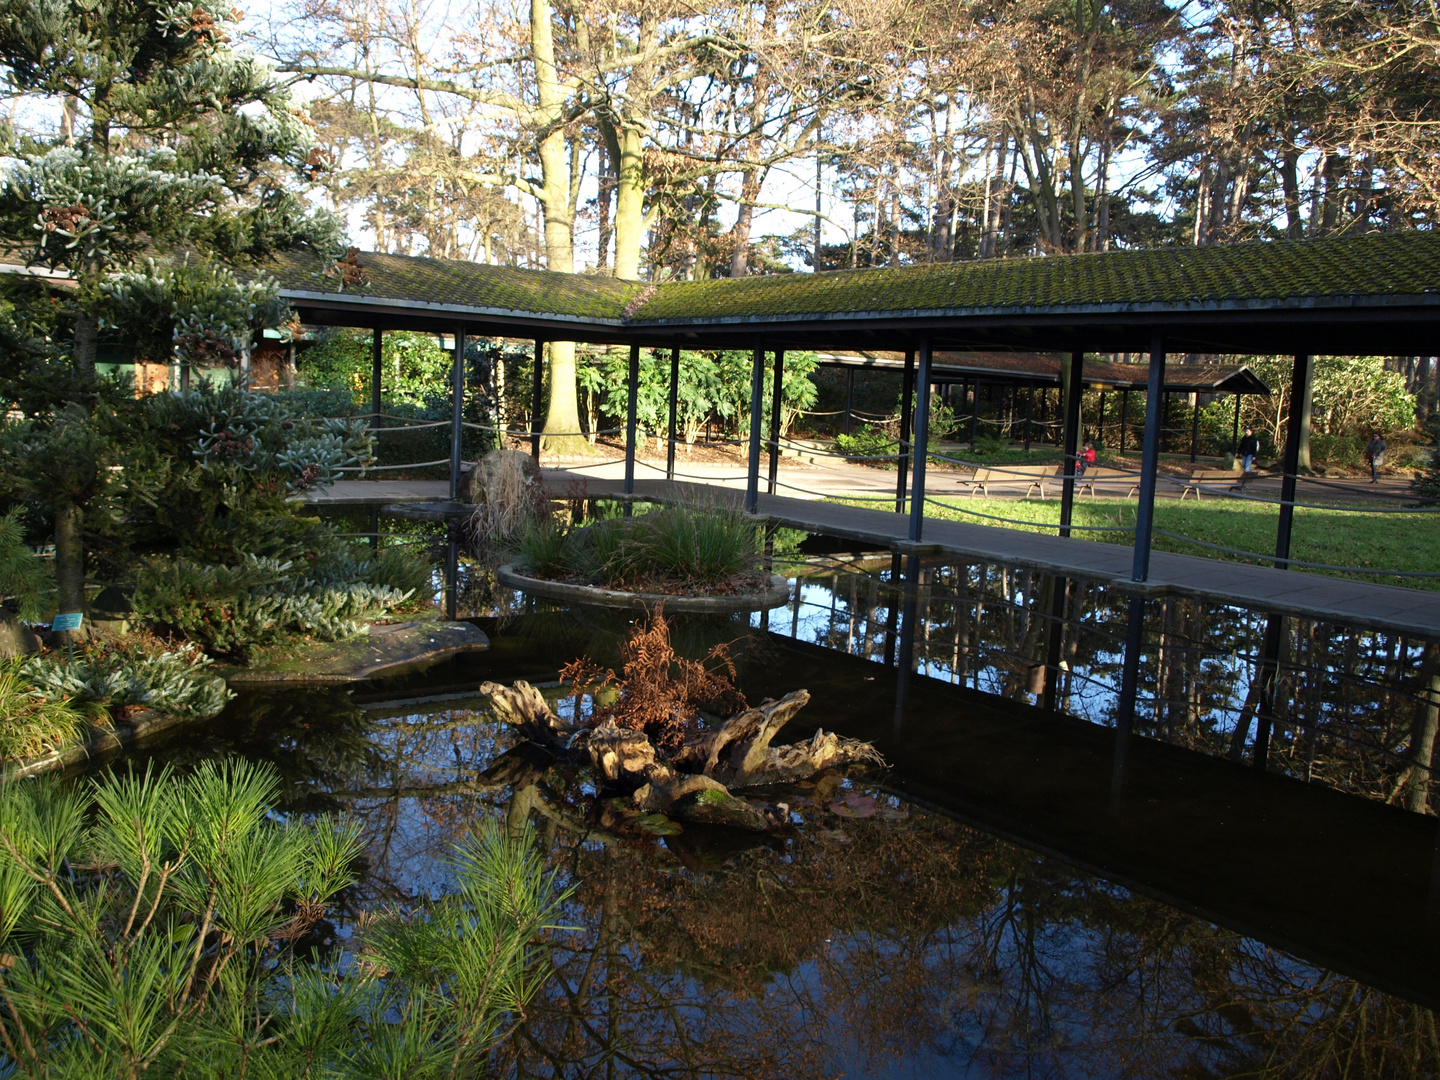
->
[1178, 469, 1255, 500]
[959, 464, 1062, 498]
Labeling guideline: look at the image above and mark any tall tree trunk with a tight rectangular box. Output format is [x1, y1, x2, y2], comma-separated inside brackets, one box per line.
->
[1295, 354, 1315, 472]
[1281, 148, 1304, 239]
[54, 502, 86, 632]
[530, 0, 585, 451]
[610, 7, 658, 282]
[730, 170, 761, 277]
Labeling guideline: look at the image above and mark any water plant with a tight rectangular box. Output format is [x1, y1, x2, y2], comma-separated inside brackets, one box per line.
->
[510, 502, 763, 594]
[0, 761, 571, 1077]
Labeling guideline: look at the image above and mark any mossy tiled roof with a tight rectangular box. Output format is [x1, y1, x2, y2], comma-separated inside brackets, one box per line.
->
[266, 249, 642, 322]
[272, 232, 1440, 328]
[630, 232, 1440, 323]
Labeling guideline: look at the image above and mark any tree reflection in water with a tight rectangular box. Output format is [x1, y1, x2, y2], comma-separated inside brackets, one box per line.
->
[130, 686, 1439, 1078]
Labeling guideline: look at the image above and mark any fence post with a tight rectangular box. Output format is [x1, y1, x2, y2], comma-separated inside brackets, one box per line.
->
[449, 326, 466, 501]
[767, 350, 785, 495]
[1275, 354, 1313, 569]
[530, 339, 544, 463]
[624, 343, 640, 495]
[1131, 333, 1165, 582]
[372, 328, 383, 431]
[745, 345, 765, 512]
[907, 341, 932, 542]
[666, 346, 680, 481]
[896, 349, 915, 514]
[1059, 350, 1083, 538]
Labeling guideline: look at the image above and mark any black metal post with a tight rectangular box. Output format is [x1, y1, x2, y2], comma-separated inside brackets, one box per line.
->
[1232, 392, 1243, 454]
[1275, 355, 1311, 569]
[1252, 614, 1286, 768]
[1131, 333, 1166, 582]
[893, 552, 921, 736]
[767, 349, 785, 495]
[1120, 388, 1129, 454]
[1189, 395, 1201, 462]
[666, 346, 680, 482]
[371, 327, 383, 429]
[624, 343, 640, 496]
[1112, 594, 1147, 811]
[1059, 350, 1083, 538]
[1097, 392, 1106, 446]
[449, 326, 465, 501]
[908, 341, 932, 542]
[1024, 380, 1034, 452]
[745, 345, 765, 513]
[969, 379, 980, 445]
[843, 368, 855, 435]
[530, 339, 545, 463]
[896, 349, 915, 514]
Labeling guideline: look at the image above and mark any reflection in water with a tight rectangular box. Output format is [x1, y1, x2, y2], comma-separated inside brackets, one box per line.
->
[119, 659, 1439, 1078]
[757, 553, 1440, 815]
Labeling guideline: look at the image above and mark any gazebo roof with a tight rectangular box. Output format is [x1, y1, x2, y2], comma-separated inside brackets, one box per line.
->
[270, 230, 1440, 356]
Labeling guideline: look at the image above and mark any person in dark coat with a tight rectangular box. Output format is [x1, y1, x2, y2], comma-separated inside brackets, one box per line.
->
[1238, 427, 1259, 473]
[1366, 432, 1387, 483]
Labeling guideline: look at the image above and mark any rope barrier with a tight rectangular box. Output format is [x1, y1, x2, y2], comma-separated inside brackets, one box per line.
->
[922, 495, 1138, 533]
[334, 459, 451, 472]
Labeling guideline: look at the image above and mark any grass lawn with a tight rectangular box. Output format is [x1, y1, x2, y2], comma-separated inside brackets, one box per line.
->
[832, 495, 1440, 590]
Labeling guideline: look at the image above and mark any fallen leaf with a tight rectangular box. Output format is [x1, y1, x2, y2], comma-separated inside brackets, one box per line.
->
[829, 793, 876, 818]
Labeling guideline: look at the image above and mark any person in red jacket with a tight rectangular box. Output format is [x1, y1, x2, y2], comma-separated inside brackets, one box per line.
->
[1078, 440, 1096, 476]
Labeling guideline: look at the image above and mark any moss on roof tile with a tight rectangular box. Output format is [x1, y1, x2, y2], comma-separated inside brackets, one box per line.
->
[630, 232, 1440, 323]
[266, 250, 641, 321]
[268, 232, 1440, 327]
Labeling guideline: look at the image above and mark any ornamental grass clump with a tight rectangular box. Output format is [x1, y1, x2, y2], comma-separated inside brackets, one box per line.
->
[0, 663, 92, 761]
[510, 502, 764, 595]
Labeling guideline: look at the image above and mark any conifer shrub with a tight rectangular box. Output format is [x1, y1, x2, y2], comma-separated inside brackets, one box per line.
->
[131, 555, 415, 658]
[22, 636, 233, 721]
[0, 761, 571, 1076]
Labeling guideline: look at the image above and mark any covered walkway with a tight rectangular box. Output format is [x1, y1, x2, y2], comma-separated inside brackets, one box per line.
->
[273, 230, 1440, 736]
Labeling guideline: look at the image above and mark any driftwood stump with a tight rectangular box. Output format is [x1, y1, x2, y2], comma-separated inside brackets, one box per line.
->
[481, 680, 882, 833]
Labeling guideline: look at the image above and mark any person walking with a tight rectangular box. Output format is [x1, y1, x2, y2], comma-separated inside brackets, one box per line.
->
[1238, 427, 1259, 473]
[1366, 431, 1387, 483]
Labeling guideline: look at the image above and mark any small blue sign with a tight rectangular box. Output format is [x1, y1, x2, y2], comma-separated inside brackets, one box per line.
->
[52, 612, 84, 632]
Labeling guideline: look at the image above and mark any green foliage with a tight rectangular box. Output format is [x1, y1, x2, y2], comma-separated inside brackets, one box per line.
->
[0, 507, 51, 620]
[1410, 448, 1440, 506]
[100, 259, 291, 364]
[578, 348, 817, 442]
[130, 555, 414, 658]
[0, 763, 569, 1077]
[22, 638, 233, 721]
[836, 424, 898, 461]
[0, 662, 90, 760]
[1211, 356, 1419, 461]
[299, 329, 454, 406]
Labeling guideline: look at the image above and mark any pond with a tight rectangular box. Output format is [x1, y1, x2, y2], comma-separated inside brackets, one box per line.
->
[107, 535, 1440, 1078]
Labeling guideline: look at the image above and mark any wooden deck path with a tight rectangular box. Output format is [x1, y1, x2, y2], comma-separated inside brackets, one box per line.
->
[303, 475, 1440, 638]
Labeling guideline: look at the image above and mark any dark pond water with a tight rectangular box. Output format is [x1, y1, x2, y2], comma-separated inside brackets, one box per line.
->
[106, 532, 1440, 1078]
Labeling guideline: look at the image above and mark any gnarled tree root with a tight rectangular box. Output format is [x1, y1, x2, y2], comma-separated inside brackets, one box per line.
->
[480, 681, 883, 832]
